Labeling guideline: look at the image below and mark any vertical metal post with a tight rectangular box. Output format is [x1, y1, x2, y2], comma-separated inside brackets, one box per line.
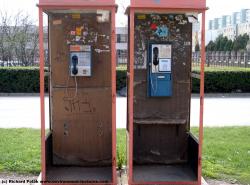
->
[39, 7, 46, 181]
[198, 10, 206, 185]
[128, 8, 135, 185]
[111, 7, 117, 185]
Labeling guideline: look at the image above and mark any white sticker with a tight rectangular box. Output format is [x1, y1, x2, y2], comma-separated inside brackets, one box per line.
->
[53, 19, 62, 25]
[97, 10, 110, 23]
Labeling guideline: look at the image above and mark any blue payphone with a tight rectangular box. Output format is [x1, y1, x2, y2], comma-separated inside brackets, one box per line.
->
[148, 43, 172, 97]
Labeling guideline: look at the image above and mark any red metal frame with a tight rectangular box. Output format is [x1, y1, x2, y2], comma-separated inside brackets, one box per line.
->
[131, 0, 206, 9]
[39, 8, 46, 182]
[38, 1, 117, 185]
[39, 0, 115, 6]
[127, 2, 206, 185]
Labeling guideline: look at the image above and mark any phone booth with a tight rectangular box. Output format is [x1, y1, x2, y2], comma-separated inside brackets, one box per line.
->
[38, 0, 117, 184]
[126, 0, 206, 184]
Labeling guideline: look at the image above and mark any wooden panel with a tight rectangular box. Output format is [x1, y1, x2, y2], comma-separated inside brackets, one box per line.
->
[52, 88, 112, 166]
[133, 125, 188, 164]
[131, 0, 206, 9]
[132, 13, 192, 164]
[49, 13, 111, 88]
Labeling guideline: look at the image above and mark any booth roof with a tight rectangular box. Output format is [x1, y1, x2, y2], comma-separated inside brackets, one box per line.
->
[131, 0, 206, 9]
[38, 0, 116, 7]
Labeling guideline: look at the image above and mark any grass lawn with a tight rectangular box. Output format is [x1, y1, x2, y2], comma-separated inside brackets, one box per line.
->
[0, 128, 40, 174]
[0, 127, 249, 184]
[192, 66, 250, 72]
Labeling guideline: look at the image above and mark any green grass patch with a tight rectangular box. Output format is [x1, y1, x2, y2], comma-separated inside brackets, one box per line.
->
[0, 128, 40, 174]
[192, 66, 250, 72]
[117, 127, 250, 184]
[0, 127, 250, 184]
[191, 127, 250, 184]
[117, 129, 127, 169]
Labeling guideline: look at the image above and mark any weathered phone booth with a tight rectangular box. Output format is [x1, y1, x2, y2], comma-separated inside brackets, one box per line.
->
[126, 0, 206, 184]
[38, 0, 117, 184]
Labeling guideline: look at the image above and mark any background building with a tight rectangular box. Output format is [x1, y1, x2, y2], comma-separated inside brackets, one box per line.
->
[207, 9, 250, 44]
[116, 27, 128, 65]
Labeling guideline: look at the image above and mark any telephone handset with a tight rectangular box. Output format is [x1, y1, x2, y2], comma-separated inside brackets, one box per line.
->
[71, 55, 79, 75]
[153, 47, 159, 66]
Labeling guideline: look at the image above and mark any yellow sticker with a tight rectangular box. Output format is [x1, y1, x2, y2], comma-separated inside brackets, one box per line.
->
[76, 27, 82, 36]
[72, 14, 80, 19]
[52, 19, 62, 25]
[137, 14, 146, 20]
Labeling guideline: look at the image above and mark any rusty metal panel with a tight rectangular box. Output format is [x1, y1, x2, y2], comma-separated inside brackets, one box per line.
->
[134, 124, 188, 164]
[49, 13, 112, 88]
[52, 88, 112, 166]
[131, 0, 206, 9]
[48, 12, 113, 166]
[133, 13, 192, 164]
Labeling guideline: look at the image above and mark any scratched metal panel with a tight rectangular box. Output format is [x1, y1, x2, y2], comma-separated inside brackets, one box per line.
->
[51, 88, 112, 166]
[133, 13, 192, 164]
[49, 12, 112, 166]
[49, 13, 111, 88]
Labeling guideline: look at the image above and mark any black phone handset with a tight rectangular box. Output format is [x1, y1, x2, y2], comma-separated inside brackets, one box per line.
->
[153, 47, 159, 66]
[150, 46, 159, 94]
[71, 55, 78, 75]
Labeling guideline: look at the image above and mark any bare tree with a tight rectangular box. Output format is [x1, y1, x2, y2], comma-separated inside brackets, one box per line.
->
[0, 11, 39, 66]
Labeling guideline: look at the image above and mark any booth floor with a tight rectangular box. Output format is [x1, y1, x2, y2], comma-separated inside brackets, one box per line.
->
[46, 166, 112, 181]
[133, 164, 197, 182]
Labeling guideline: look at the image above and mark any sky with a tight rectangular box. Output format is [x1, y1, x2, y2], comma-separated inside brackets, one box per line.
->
[0, 0, 250, 28]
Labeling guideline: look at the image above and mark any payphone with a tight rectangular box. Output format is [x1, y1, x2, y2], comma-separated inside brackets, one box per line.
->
[69, 45, 92, 77]
[148, 43, 172, 97]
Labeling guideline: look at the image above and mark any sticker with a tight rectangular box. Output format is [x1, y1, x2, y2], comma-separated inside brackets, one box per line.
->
[70, 31, 76, 36]
[97, 10, 110, 23]
[184, 42, 191, 46]
[72, 14, 80, 19]
[66, 40, 71, 45]
[178, 20, 188, 25]
[150, 23, 157, 30]
[137, 14, 146, 20]
[52, 20, 62, 25]
[175, 15, 184, 21]
[168, 15, 174, 21]
[70, 45, 81, 52]
[155, 26, 169, 37]
[70, 45, 91, 52]
[75, 36, 81, 41]
[95, 49, 110, 53]
[83, 31, 88, 36]
[76, 27, 82, 36]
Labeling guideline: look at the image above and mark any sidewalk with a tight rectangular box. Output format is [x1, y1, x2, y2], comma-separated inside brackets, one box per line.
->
[0, 94, 250, 128]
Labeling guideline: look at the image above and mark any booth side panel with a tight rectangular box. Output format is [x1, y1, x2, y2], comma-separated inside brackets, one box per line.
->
[49, 13, 113, 166]
[133, 13, 192, 165]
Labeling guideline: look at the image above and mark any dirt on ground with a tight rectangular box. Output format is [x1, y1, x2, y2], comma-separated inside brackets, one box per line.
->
[0, 171, 246, 185]
[206, 179, 243, 185]
[0, 172, 38, 184]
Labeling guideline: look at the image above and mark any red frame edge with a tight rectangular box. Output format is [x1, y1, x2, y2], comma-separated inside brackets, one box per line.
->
[128, 7, 206, 185]
[39, 7, 46, 182]
[38, 5, 117, 185]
